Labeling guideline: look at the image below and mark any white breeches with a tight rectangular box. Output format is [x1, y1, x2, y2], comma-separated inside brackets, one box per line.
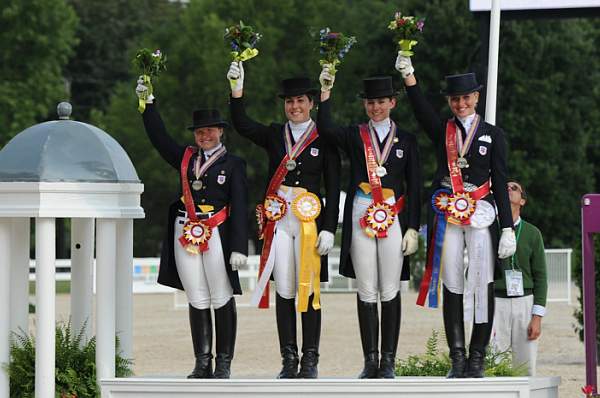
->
[174, 216, 233, 310]
[441, 223, 494, 323]
[492, 296, 538, 376]
[271, 187, 315, 299]
[350, 194, 404, 303]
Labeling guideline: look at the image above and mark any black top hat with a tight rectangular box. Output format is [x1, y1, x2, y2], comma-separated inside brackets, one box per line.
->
[441, 73, 484, 96]
[358, 76, 400, 99]
[278, 77, 319, 99]
[187, 108, 229, 131]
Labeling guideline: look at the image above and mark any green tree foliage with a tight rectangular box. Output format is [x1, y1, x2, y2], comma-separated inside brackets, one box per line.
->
[90, 0, 599, 259]
[65, 0, 182, 120]
[0, 0, 78, 145]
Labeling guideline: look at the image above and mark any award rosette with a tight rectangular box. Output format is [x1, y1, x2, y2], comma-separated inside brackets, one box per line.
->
[470, 199, 496, 229]
[446, 191, 476, 225]
[263, 195, 287, 221]
[180, 220, 212, 254]
[291, 192, 322, 312]
[361, 202, 395, 238]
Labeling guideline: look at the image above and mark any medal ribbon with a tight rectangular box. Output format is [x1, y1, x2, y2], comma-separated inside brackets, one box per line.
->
[253, 128, 319, 309]
[194, 145, 227, 180]
[445, 120, 466, 195]
[284, 121, 316, 163]
[417, 190, 449, 308]
[359, 124, 385, 204]
[181, 147, 200, 222]
[456, 115, 480, 158]
[367, 120, 396, 167]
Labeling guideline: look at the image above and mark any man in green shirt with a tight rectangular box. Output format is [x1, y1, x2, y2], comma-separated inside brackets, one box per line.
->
[493, 180, 548, 376]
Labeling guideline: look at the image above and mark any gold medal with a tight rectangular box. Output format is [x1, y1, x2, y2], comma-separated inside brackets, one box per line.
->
[457, 157, 469, 169]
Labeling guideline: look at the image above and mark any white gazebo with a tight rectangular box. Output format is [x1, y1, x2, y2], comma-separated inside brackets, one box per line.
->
[0, 102, 144, 398]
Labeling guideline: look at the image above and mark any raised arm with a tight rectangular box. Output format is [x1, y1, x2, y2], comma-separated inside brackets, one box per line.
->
[316, 65, 353, 154]
[227, 61, 272, 148]
[135, 77, 185, 169]
[228, 157, 249, 256]
[404, 134, 422, 230]
[395, 54, 444, 145]
[321, 140, 341, 234]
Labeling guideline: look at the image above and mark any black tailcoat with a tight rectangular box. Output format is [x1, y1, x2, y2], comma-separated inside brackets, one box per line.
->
[142, 103, 248, 294]
[404, 83, 513, 261]
[229, 96, 341, 282]
[317, 99, 422, 279]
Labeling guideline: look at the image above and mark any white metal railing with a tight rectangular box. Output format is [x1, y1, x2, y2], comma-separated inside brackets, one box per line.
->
[26, 248, 572, 305]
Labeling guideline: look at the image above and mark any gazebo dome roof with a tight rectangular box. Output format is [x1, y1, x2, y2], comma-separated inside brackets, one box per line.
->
[0, 104, 139, 183]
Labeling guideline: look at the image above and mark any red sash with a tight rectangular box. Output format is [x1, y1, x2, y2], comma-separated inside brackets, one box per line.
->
[445, 121, 490, 224]
[257, 127, 319, 308]
[358, 125, 404, 238]
[178, 147, 229, 252]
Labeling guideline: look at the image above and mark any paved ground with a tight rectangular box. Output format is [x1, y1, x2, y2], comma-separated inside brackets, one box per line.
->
[54, 289, 585, 397]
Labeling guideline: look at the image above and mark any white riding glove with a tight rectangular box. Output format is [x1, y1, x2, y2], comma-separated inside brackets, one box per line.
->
[319, 64, 335, 92]
[229, 251, 247, 271]
[227, 61, 244, 92]
[498, 228, 517, 259]
[395, 53, 414, 78]
[401, 228, 419, 256]
[315, 230, 335, 256]
[135, 75, 154, 103]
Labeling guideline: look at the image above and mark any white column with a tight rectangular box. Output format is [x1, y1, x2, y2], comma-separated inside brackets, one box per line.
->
[70, 218, 95, 343]
[116, 219, 134, 360]
[0, 219, 12, 398]
[96, 219, 116, 381]
[485, 0, 501, 125]
[10, 218, 30, 335]
[35, 218, 56, 398]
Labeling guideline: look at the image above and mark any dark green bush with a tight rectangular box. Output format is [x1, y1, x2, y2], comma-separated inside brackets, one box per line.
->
[4, 322, 133, 398]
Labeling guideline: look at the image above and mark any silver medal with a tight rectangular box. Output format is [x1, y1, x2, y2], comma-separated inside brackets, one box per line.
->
[191, 180, 203, 191]
[286, 159, 297, 171]
[375, 166, 387, 178]
[457, 157, 469, 169]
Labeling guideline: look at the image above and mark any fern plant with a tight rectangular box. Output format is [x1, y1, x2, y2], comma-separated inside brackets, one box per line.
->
[4, 321, 133, 398]
[395, 329, 527, 377]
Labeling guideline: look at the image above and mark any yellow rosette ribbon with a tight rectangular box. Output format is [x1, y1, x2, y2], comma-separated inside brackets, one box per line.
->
[291, 192, 322, 312]
[137, 74, 153, 114]
[398, 39, 418, 56]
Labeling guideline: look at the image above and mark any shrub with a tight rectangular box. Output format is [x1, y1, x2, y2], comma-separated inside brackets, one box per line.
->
[4, 321, 133, 398]
[395, 329, 528, 377]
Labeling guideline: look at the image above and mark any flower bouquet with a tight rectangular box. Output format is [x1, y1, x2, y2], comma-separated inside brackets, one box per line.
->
[132, 48, 167, 113]
[582, 385, 595, 398]
[317, 27, 357, 75]
[388, 12, 425, 56]
[224, 20, 262, 62]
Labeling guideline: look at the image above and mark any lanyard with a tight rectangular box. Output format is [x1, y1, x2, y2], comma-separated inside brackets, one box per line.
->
[510, 221, 523, 270]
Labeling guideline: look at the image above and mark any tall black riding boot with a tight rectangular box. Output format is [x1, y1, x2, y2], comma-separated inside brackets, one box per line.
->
[213, 298, 237, 379]
[276, 293, 299, 378]
[298, 294, 321, 378]
[187, 304, 214, 379]
[465, 283, 495, 378]
[443, 286, 466, 378]
[357, 295, 379, 379]
[378, 292, 401, 378]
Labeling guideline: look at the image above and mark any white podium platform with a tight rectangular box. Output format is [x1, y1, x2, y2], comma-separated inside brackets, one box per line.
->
[100, 376, 560, 398]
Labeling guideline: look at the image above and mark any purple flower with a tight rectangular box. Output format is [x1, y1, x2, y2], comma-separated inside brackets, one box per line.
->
[416, 20, 425, 32]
